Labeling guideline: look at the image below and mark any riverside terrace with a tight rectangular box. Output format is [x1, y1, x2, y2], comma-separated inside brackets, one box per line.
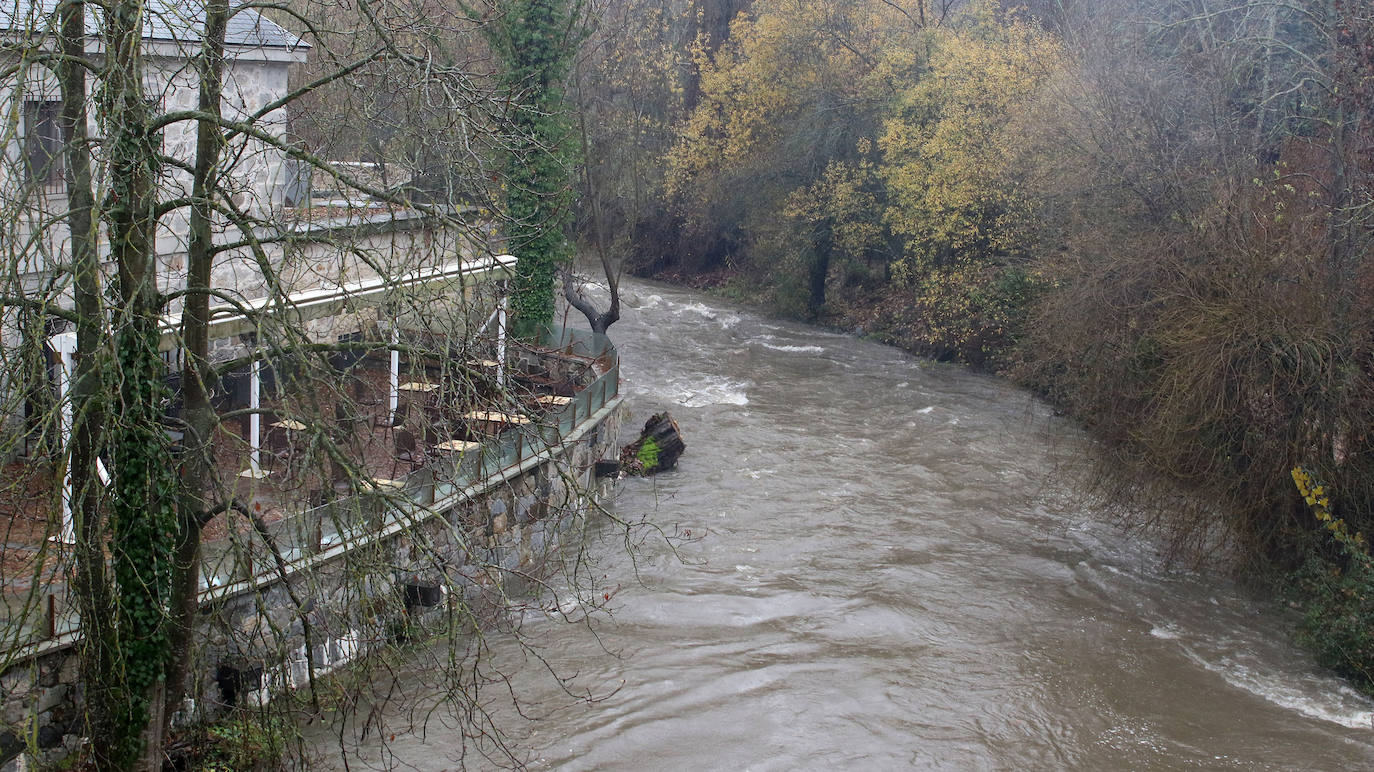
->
[0, 260, 621, 647]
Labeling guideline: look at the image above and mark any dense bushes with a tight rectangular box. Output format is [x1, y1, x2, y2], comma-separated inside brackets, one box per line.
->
[655, 0, 1374, 564]
[1290, 468, 1374, 691]
[1015, 0, 1374, 570]
[584, 0, 1374, 690]
[1011, 0, 1374, 688]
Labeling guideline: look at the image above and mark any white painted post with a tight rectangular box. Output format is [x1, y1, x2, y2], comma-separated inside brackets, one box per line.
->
[388, 320, 399, 422]
[52, 331, 77, 544]
[249, 354, 262, 476]
[496, 282, 508, 391]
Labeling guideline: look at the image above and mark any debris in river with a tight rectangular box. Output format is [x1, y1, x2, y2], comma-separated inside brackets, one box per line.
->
[619, 412, 686, 475]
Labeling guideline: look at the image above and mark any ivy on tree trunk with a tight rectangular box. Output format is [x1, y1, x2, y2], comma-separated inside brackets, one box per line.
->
[487, 0, 581, 339]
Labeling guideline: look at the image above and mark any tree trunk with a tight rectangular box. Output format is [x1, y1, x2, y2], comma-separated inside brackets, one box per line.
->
[157, 0, 231, 761]
[619, 412, 686, 474]
[807, 222, 833, 317]
[103, 1, 180, 766]
[57, 0, 121, 761]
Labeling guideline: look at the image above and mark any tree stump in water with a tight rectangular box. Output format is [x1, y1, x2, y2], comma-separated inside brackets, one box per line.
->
[620, 412, 685, 475]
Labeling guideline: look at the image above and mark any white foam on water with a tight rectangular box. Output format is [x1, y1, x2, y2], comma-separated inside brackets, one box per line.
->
[659, 299, 743, 328]
[916, 406, 935, 414]
[1181, 647, 1374, 729]
[673, 301, 719, 319]
[756, 341, 825, 354]
[1149, 624, 1181, 640]
[673, 375, 749, 407]
[634, 375, 749, 407]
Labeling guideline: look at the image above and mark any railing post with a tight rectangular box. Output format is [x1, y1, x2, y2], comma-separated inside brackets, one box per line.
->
[496, 283, 509, 391]
[239, 536, 255, 583]
[387, 319, 400, 423]
[52, 331, 77, 544]
[249, 353, 263, 476]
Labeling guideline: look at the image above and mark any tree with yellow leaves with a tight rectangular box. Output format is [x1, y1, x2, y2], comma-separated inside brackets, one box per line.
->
[874, 10, 1063, 360]
[881, 15, 1061, 270]
[664, 0, 937, 313]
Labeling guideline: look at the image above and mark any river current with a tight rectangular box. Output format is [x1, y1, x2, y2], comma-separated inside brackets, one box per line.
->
[314, 280, 1374, 770]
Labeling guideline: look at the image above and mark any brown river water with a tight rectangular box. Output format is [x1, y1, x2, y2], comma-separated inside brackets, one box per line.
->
[310, 281, 1374, 770]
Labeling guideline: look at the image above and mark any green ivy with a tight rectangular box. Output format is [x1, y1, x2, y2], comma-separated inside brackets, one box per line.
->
[106, 320, 178, 765]
[195, 716, 288, 771]
[486, 0, 581, 338]
[1288, 469, 1374, 694]
[1290, 549, 1374, 693]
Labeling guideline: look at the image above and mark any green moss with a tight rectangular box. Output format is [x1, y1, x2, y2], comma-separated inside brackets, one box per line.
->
[635, 437, 661, 471]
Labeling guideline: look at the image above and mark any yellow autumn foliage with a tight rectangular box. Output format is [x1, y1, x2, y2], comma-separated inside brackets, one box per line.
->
[1292, 466, 1368, 553]
[662, 0, 1066, 351]
[664, 0, 926, 204]
[880, 12, 1063, 273]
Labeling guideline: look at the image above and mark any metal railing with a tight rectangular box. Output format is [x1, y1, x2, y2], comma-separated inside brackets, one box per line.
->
[200, 324, 620, 592]
[2, 325, 621, 650]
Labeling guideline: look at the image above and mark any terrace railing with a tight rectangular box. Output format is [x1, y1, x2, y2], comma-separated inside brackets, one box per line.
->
[198, 324, 620, 590]
[3, 325, 621, 650]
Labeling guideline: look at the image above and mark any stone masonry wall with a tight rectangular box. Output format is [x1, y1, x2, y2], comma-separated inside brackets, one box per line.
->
[0, 399, 624, 769]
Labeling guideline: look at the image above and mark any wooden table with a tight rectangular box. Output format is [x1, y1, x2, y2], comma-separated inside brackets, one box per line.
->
[462, 410, 530, 424]
[365, 477, 405, 491]
[265, 418, 307, 457]
[534, 395, 573, 407]
[434, 439, 482, 453]
[462, 410, 531, 435]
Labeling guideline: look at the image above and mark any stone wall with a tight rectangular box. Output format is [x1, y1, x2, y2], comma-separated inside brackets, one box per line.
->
[0, 397, 624, 769]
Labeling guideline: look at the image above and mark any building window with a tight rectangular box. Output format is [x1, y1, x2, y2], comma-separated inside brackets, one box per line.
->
[24, 100, 63, 187]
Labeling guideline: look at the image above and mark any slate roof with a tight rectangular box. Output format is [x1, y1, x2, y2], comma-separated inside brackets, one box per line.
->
[0, 0, 308, 50]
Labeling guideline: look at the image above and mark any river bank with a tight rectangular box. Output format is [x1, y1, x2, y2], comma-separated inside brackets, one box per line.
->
[640, 264, 1374, 700]
[308, 279, 1374, 769]
[643, 266, 1018, 370]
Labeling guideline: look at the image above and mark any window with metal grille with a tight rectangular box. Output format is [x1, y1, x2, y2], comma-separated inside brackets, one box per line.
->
[24, 100, 63, 187]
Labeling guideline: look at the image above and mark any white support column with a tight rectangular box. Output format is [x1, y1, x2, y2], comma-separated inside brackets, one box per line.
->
[496, 281, 509, 391]
[388, 320, 400, 422]
[248, 354, 263, 477]
[52, 331, 77, 544]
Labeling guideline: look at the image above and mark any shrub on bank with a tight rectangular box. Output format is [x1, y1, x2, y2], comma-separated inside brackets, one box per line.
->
[1288, 468, 1374, 693]
[1291, 550, 1374, 693]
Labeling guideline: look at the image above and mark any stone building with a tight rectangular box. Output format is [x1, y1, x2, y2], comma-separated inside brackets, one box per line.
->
[0, 0, 501, 451]
[0, 0, 310, 298]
